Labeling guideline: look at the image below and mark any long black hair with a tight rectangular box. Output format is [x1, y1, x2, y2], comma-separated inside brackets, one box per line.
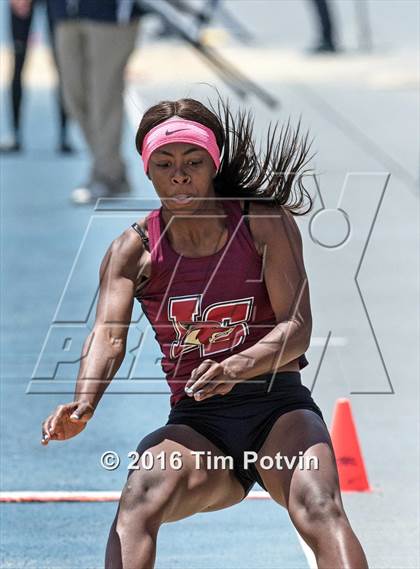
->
[135, 96, 314, 216]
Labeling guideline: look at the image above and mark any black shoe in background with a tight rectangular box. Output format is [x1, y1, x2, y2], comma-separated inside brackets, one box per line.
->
[58, 140, 75, 154]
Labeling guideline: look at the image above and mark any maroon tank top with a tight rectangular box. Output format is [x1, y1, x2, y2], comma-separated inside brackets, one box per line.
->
[135, 199, 308, 407]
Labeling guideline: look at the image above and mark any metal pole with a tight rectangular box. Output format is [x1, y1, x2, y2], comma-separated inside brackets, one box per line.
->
[139, 0, 279, 108]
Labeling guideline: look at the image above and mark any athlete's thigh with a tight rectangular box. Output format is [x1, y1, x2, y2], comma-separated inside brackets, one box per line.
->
[255, 409, 342, 509]
[124, 423, 245, 522]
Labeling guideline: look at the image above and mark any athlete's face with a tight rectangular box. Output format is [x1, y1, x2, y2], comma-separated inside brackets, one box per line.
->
[147, 143, 218, 211]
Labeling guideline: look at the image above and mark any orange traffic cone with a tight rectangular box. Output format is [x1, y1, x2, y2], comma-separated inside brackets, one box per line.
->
[330, 398, 371, 492]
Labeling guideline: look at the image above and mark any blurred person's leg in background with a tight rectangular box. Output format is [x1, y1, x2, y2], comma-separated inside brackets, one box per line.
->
[307, 0, 338, 53]
[55, 20, 94, 154]
[56, 18, 138, 203]
[87, 20, 138, 196]
[0, 0, 74, 153]
[0, 0, 33, 152]
[45, 0, 73, 153]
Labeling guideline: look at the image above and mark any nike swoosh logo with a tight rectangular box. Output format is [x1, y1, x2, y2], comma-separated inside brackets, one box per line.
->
[165, 128, 189, 135]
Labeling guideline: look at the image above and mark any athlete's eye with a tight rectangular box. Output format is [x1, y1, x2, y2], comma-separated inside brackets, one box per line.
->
[156, 163, 171, 168]
[187, 160, 203, 166]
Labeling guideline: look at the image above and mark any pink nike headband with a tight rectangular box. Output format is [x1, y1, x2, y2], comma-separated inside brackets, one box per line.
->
[141, 116, 221, 174]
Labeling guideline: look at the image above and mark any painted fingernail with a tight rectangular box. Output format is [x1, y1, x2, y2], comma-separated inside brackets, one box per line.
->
[184, 387, 192, 394]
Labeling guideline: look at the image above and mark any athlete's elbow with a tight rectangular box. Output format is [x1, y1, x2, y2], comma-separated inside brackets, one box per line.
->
[302, 318, 312, 351]
[88, 327, 128, 356]
[105, 335, 127, 357]
[292, 318, 312, 353]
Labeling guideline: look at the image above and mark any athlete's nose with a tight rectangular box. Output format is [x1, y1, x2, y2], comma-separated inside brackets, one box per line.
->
[171, 167, 191, 185]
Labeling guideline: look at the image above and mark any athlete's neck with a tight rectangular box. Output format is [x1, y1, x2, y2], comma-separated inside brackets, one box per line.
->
[161, 194, 227, 253]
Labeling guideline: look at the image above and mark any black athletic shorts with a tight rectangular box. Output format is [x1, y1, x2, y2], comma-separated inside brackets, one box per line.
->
[165, 371, 325, 497]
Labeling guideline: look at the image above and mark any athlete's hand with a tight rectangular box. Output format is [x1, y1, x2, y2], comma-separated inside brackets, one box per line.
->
[41, 401, 94, 445]
[184, 359, 241, 401]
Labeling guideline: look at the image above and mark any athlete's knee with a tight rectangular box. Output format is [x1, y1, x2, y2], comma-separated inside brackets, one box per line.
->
[118, 467, 188, 527]
[120, 469, 167, 510]
[289, 489, 346, 531]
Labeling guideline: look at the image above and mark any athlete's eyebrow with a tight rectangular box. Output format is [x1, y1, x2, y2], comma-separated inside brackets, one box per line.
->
[154, 147, 204, 157]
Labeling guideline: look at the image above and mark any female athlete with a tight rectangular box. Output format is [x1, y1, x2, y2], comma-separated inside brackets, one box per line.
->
[41, 97, 368, 569]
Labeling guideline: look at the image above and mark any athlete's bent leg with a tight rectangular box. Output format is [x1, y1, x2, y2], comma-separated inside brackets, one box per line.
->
[105, 424, 244, 569]
[255, 409, 369, 568]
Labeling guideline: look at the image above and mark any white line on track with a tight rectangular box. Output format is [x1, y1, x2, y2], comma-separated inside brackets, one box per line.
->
[0, 490, 270, 503]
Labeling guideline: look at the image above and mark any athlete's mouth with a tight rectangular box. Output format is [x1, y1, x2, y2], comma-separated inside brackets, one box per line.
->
[172, 194, 194, 204]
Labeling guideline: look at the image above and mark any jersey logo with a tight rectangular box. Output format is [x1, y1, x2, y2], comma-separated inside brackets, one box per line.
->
[168, 295, 254, 359]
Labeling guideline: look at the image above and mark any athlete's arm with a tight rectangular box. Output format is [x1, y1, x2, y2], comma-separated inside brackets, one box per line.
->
[41, 230, 143, 444]
[185, 203, 312, 399]
[73, 233, 140, 405]
[227, 203, 312, 376]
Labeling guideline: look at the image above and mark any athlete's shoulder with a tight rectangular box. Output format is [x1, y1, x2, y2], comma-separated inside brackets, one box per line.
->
[115, 218, 148, 257]
[244, 200, 302, 251]
[241, 199, 301, 255]
[100, 218, 148, 280]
